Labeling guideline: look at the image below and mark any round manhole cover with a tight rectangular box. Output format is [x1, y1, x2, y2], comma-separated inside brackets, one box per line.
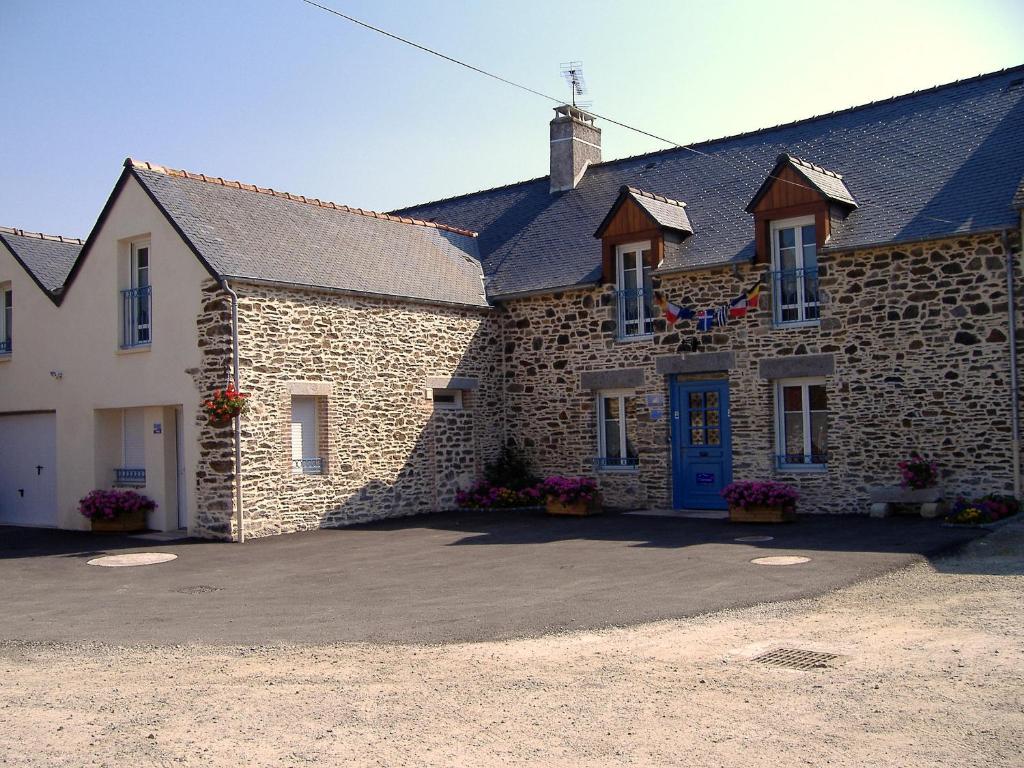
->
[751, 555, 810, 566]
[735, 535, 775, 542]
[87, 553, 178, 567]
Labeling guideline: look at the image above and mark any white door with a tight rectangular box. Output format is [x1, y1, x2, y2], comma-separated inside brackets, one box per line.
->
[0, 412, 58, 527]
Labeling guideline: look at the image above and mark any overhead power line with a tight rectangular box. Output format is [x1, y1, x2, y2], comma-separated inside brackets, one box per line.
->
[297, 0, 960, 226]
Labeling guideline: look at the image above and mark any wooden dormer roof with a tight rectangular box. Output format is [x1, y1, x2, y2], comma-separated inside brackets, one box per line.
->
[594, 186, 693, 239]
[746, 154, 857, 213]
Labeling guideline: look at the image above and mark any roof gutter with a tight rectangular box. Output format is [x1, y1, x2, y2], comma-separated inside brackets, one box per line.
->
[220, 278, 245, 544]
[1005, 227, 1022, 501]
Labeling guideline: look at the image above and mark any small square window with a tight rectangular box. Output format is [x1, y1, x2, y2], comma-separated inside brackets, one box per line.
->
[429, 388, 463, 410]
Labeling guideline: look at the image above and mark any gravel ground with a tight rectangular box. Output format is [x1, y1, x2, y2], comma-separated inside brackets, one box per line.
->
[1, 519, 1021, 767]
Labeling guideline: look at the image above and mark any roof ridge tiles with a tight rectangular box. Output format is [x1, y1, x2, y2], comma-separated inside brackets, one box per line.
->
[0, 225, 84, 245]
[782, 153, 843, 179]
[625, 186, 687, 207]
[124, 158, 479, 238]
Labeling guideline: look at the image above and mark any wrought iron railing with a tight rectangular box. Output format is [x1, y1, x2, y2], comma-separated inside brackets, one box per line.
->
[121, 285, 152, 348]
[770, 268, 819, 325]
[614, 288, 654, 339]
[593, 456, 640, 470]
[292, 457, 324, 475]
[0, 339, 10, 355]
[774, 452, 829, 469]
[114, 467, 146, 486]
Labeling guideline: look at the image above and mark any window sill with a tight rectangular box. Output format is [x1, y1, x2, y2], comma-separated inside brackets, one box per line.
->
[775, 464, 828, 475]
[615, 334, 654, 344]
[0, 354, 10, 363]
[117, 344, 152, 355]
[772, 320, 821, 330]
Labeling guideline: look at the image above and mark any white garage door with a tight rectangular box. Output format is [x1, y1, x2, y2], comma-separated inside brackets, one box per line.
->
[0, 412, 58, 527]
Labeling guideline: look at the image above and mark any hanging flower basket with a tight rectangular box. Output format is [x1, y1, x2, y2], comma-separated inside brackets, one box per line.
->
[203, 382, 249, 427]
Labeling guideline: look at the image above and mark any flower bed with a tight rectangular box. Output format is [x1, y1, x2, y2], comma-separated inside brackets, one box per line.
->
[455, 475, 601, 515]
[456, 480, 543, 509]
[944, 494, 1020, 526]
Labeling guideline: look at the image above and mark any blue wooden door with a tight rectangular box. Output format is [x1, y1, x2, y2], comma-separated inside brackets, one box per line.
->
[671, 379, 732, 510]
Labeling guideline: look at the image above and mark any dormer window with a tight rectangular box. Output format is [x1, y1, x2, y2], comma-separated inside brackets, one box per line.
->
[746, 154, 857, 329]
[616, 241, 654, 339]
[594, 186, 693, 342]
[122, 240, 152, 348]
[770, 217, 819, 325]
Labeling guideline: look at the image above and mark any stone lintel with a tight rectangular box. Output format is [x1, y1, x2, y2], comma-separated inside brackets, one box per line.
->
[286, 380, 333, 396]
[579, 368, 644, 391]
[758, 354, 835, 380]
[426, 376, 479, 391]
[655, 351, 735, 376]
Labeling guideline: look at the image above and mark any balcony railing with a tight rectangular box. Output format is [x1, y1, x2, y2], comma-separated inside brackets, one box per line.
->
[0, 339, 10, 355]
[114, 467, 146, 487]
[770, 268, 820, 325]
[593, 456, 640, 471]
[121, 285, 152, 348]
[614, 288, 654, 339]
[292, 457, 324, 475]
[774, 452, 829, 469]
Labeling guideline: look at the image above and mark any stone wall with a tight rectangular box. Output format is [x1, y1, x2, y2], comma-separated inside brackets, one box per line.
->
[195, 282, 502, 539]
[192, 280, 237, 539]
[500, 232, 1023, 514]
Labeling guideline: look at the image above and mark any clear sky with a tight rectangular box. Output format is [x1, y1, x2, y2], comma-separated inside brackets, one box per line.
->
[1, 0, 1022, 237]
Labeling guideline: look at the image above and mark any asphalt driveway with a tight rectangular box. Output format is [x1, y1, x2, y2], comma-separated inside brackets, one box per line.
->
[0, 511, 982, 645]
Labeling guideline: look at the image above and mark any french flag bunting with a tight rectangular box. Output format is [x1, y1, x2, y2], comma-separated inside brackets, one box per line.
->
[729, 293, 748, 318]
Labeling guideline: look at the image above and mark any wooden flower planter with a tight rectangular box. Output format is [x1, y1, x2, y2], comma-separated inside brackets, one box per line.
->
[729, 504, 795, 523]
[546, 496, 602, 517]
[91, 509, 147, 533]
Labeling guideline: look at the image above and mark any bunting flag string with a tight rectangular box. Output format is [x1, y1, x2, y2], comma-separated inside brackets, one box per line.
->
[655, 280, 763, 331]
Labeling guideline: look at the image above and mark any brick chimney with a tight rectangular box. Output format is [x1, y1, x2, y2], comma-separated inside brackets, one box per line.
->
[549, 105, 601, 193]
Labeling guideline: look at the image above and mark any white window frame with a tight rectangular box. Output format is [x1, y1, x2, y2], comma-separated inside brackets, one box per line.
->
[615, 241, 653, 340]
[123, 240, 152, 347]
[428, 388, 463, 410]
[0, 283, 11, 356]
[595, 389, 639, 471]
[769, 215, 820, 327]
[774, 377, 828, 472]
[290, 395, 323, 475]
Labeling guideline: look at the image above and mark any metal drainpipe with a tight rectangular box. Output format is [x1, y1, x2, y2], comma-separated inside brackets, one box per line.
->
[220, 279, 244, 543]
[1004, 230, 1021, 500]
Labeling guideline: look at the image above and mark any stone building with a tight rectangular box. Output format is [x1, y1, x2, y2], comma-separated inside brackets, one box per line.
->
[1, 66, 1022, 539]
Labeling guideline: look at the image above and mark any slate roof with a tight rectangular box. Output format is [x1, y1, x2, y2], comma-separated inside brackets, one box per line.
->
[125, 160, 488, 308]
[0, 226, 82, 299]
[395, 65, 1024, 298]
[624, 187, 693, 234]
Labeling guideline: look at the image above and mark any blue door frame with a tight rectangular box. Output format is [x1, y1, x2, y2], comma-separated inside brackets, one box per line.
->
[670, 378, 732, 510]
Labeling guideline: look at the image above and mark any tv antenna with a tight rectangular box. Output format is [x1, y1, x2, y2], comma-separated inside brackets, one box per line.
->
[560, 61, 591, 109]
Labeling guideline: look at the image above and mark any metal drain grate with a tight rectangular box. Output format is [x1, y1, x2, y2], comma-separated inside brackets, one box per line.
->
[752, 648, 841, 671]
[174, 585, 221, 594]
